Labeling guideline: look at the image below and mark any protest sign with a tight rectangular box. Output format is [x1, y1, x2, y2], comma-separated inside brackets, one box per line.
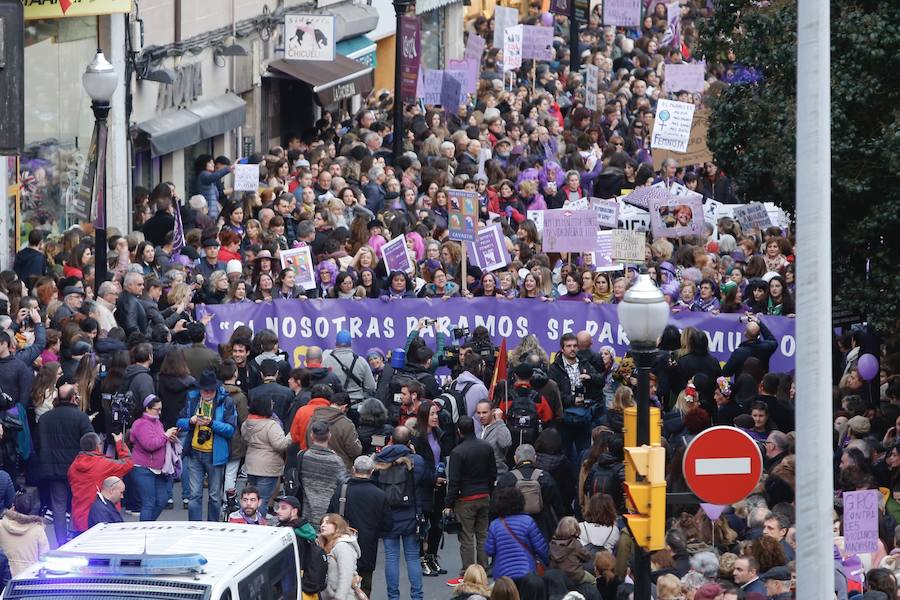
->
[603, 0, 641, 27]
[543, 209, 598, 253]
[233, 164, 259, 192]
[594, 230, 624, 272]
[522, 26, 554, 60]
[418, 69, 443, 105]
[651, 99, 695, 153]
[494, 6, 519, 47]
[466, 223, 510, 272]
[399, 16, 421, 104]
[703, 199, 722, 226]
[285, 14, 335, 61]
[621, 185, 671, 210]
[279, 246, 316, 290]
[440, 71, 463, 110]
[664, 62, 707, 93]
[732, 202, 773, 231]
[503, 24, 524, 71]
[465, 34, 485, 62]
[202, 300, 797, 373]
[562, 196, 590, 210]
[448, 189, 480, 242]
[591, 198, 620, 229]
[612, 230, 646, 263]
[447, 58, 478, 95]
[651, 108, 713, 169]
[527, 209, 545, 232]
[764, 202, 791, 230]
[381, 235, 414, 275]
[618, 205, 651, 231]
[649, 194, 705, 238]
[549, 0, 570, 15]
[843, 489, 880, 555]
[585, 65, 599, 111]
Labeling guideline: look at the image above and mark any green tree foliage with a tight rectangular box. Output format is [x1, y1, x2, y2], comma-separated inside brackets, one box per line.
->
[699, 0, 900, 334]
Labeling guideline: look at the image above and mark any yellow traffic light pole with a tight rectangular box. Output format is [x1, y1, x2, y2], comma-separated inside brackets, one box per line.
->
[623, 348, 665, 600]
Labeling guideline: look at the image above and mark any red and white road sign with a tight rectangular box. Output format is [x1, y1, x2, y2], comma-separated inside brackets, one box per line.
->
[682, 426, 763, 505]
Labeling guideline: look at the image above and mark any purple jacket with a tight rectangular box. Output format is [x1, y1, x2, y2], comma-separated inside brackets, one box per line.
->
[129, 415, 169, 470]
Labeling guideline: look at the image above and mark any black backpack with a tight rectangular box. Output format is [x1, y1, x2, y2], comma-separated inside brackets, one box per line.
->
[584, 461, 625, 509]
[436, 381, 476, 424]
[507, 390, 541, 448]
[386, 370, 432, 420]
[377, 461, 415, 508]
[299, 538, 328, 594]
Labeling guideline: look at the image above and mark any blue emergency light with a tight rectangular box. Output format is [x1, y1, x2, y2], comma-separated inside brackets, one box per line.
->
[41, 550, 208, 576]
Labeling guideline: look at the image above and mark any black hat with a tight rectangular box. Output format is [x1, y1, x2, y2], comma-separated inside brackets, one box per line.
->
[202, 238, 220, 248]
[274, 495, 302, 510]
[62, 286, 85, 297]
[514, 363, 534, 380]
[759, 566, 791, 582]
[197, 369, 219, 391]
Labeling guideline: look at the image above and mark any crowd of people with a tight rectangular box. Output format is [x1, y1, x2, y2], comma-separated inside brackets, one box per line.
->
[1, 0, 899, 599]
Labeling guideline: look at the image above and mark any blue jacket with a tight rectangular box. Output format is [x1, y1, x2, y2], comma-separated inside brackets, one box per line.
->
[194, 167, 231, 218]
[88, 493, 124, 528]
[485, 514, 549, 580]
[177, 386, 236, 466]
[373, 444, 430, 538]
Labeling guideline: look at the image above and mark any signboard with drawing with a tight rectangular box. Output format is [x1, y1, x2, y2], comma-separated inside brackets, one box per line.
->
[448, 189, 480, 242]
[651, 108, 713, 169]
[466, 223, 510, 272]
[280, 246, 316, 290]
[651, 99, 695, 153]
[503, 25, 524, 71]
[649, 194, 705, 238]
[285, 14, 336, 62]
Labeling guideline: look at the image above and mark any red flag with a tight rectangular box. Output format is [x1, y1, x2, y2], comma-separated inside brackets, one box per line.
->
[489, 338, 508, 402]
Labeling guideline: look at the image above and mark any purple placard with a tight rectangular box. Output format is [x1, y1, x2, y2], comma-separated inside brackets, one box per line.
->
[446, 60, 474, 99]
[399, 16, 421, 104]
[550, 0, 569, 15]
[603, 0, 642, 27]
[380, 235, 414, 274]
[448, 189, 480, 242]
[522, 26, 554, 61]
[664, 62, 707, 93]
[465, 34, 485, 62]
[649, 194, 705, 238]
[201, 300, 797, 373]
[843, 490, 880, 555]
[543, 209, 599, 253]
[466, 223, 510, 272]
[622, 185, 671, 210]
[419, 69, 443, 105]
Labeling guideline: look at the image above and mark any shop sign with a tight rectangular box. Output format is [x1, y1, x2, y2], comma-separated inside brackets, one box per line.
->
[23, 0, 132, 20]
[155, 63, 203, 113]
[285, 14, 336, 62]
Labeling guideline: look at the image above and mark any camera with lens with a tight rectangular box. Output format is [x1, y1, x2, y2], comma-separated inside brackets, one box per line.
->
[574, 383, 587, 406]
[108, 391, 136, 434]
[195, 427, 213, 445]
[452, 326, 469, 339]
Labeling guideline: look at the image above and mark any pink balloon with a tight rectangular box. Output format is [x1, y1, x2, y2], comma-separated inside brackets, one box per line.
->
[541, 12, 554, 27]
[857, 353, 879, 381]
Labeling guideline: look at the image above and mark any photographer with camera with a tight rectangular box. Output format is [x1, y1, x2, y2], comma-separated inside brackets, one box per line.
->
[722, 313, 779, 377]
[548, 333, 604, 463]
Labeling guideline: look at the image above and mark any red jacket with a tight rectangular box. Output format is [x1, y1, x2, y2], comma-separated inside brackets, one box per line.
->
[67, 439, 133, 533]
[290, 397, 331, 449]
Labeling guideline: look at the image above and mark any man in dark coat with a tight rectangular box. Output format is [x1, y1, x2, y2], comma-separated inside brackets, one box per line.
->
[87, 476, 126, 528]
[38, 384, 94, 545]
[250, 359, 296, 426]
[722, 314, 778, 376]
[328, 455, 393, 598]
[12, 230, 47, 285]
[495, 444, 564, 542]
[116, 272, 148, 336]
[548, 332, 604, 460]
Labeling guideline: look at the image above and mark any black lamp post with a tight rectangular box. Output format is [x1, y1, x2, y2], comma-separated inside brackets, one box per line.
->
[569, 0, 580, 74]
[617, 270, 670, 600]
[392, 0, 412, 160]
[82, 49, 118, 287]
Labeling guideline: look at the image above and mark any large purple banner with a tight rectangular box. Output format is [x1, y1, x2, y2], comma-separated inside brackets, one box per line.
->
[399, 16, 421, 104]
[199, 299, 796, 373]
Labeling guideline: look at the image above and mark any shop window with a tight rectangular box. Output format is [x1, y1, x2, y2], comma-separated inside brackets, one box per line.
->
[20, 17, 98, 236]
[420, 8, 445, 71]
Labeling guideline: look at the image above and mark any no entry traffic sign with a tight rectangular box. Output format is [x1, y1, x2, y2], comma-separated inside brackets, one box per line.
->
[682, 426, 763, 505]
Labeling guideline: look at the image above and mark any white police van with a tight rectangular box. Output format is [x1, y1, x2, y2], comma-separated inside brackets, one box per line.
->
[1, 522, 300, 600]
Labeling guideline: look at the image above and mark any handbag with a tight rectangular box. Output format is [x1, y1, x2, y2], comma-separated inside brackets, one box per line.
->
[500, 517, 545, 576]
[352, 574, 369, 600]
[563, 405, 591, 425]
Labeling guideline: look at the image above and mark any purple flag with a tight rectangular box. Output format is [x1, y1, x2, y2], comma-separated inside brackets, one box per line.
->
[399, 16, 421, 104]
[660, 1, 681, 49]
[172, 198, 185, 257]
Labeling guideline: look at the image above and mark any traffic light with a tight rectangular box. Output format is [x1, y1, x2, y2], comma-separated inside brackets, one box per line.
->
[623, 407, 666, 552]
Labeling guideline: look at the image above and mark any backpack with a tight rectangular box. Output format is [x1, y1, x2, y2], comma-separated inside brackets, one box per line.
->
[377, 461, 415, 508]
[512, 468, 544, 514]
[436, 381, 476, 424]
[299, 538, 328, 594]
[386, 370, 433, 419]
[584, 461, 624, 508]
[507, 391, 541, 448]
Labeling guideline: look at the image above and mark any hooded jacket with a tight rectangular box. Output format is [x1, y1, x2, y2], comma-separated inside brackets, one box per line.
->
[549, 536, 591, 583]
[66, 437, 133, 533]
[327, 477, 393, 573]
[323, 534, 361, 600]
[290, 396, 331, 448]
[306, 366, 343, 392]
[157, 374, 196, 430]
[306, 406, 362, 470]
[242, 416, 292, 477]
[0, 509, 49, 576]
[176, 386, 237, 466]
[122, 364, 155, 408]
[39, 403, 94, 480]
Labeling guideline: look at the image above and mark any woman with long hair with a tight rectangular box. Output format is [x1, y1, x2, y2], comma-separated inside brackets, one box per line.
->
[451, 564, 491, 600]
[767, 274, 795, 316]
[743, 277, 769, 313]
[253, 272, 275, 302]
[156, 347, 196, 430]
[193, 154, 232, 219]
[329, 271, 365, 299]
[412, 400, 453, 576]
[128, 394, 179, 521]
[31, 362, 61, 423]
[241, 395, 292, 514]
[224, 279, 250, 304]
[63, 242, 93, 279]
[317, 513, 360, 600]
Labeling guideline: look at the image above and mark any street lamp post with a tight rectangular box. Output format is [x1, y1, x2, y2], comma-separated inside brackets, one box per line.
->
[82, 49, 118, 287]
[392, 0, 410, 160]
[617, 270, 669, 600]
[569, 0, 580, 74]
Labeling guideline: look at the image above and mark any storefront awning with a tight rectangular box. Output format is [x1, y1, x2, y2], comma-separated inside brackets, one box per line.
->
[337, 35, 377, 68]
[268, 57, 374, 106]
[135, 93, 246, 157]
